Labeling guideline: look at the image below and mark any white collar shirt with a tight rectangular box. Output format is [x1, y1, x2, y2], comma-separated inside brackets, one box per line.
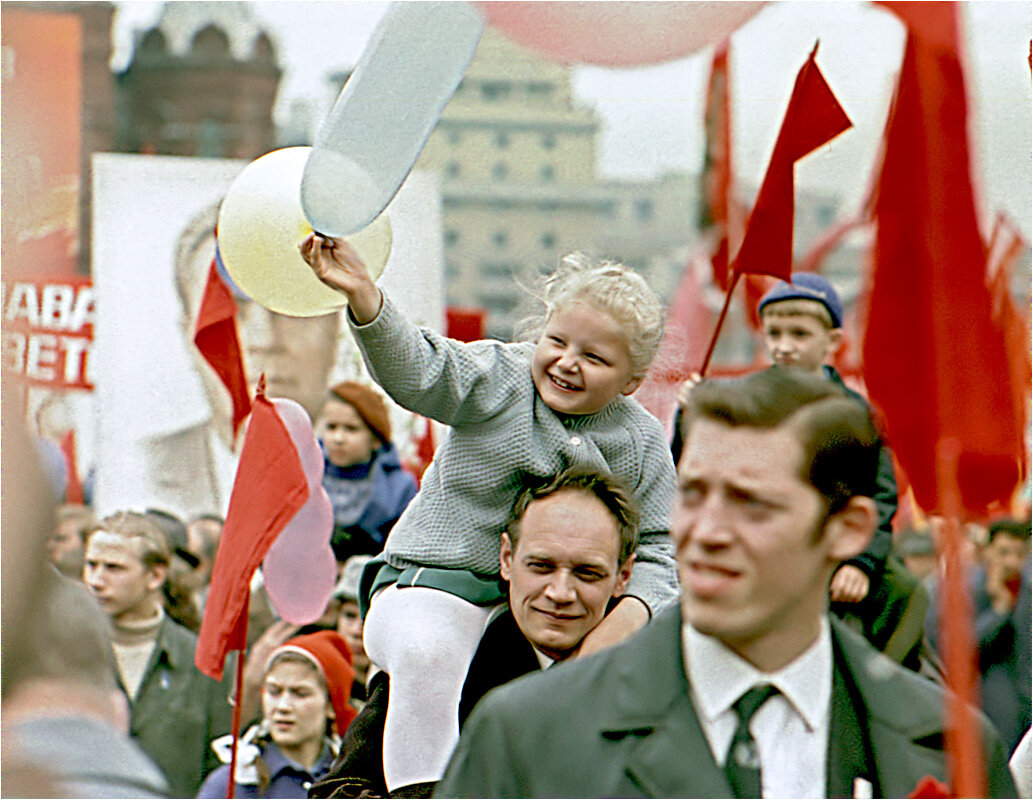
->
[683, 619, 833, 799]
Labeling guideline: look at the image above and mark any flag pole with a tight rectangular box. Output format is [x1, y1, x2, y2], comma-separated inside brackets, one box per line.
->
[225, 593, 250, 800]
[935, 437, 986, 799]
[697, 271, 741, 377]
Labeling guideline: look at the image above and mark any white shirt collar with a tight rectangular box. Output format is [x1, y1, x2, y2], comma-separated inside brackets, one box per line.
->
[683, 618, 832, 733]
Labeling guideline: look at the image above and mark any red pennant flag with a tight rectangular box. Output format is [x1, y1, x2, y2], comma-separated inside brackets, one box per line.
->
[731, 43, 852, 281]
[986, 212, 1031, 480]
[700, 41, 735, 291]
[194, 259, 252, 438]
[58, 429, 84, 504]
[863, 4, 1023, 518]
[195, 381, 310, 679]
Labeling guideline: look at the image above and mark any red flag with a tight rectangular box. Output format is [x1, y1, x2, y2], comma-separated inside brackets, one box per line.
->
[731, 43, 852, 281]
[700, 41, 735, 291]
[57, 429, 84, 504]
[194, 259, 251, 438]
[986, 213, 1031, 478]
[863, 4, 1023, 518]
[195, 380, 310, 679]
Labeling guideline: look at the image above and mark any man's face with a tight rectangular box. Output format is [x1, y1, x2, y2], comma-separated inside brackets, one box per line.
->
[83, 532, 165, 623]
[762, 309, 841, 375]
[336, 599, 369, 672]
[501, 489, 633, 661]
[984, 532, 1029, 583]
[531, 302, 641, 416]
[673, 418, 863, 670]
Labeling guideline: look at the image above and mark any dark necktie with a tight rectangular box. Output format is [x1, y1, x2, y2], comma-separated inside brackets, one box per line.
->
[724, 684, 780, 799]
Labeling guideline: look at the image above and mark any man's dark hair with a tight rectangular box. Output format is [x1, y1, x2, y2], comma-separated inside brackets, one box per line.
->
[988, 517, 1032, 544]
[683, 367, 880, 514]
[507, 467, 639, 564]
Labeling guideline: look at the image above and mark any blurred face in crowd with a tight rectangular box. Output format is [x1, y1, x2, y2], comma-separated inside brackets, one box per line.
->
[47, 517, 87, 580]
[531, 302, 641, 416]
[84, 532, 166, 624]
[337, 599, 369, 673]
[262, 657, 333, 766]
[501, 488, 633, 661]
[984, 531, 1029, 584]
[762, 303, 842, 375]
[673, 417, 870, 671]
[317, 398, 378, 468]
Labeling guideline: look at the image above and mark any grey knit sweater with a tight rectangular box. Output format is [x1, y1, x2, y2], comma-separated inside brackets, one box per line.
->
[349, 297, 679, 613]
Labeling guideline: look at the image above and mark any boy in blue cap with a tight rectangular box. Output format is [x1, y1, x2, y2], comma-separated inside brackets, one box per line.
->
[673, 273, 930, 672]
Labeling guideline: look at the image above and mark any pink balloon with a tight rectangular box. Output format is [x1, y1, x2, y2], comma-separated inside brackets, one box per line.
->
[261, 397, 337, 624]
[475, 1, 766, 67]
[263, 486, 338, 624]
[272, 398, 324, 486]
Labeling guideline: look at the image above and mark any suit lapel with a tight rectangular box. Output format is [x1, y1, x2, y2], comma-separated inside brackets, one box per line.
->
[599, 608, 733, 798]
[827, 639, 877, 798]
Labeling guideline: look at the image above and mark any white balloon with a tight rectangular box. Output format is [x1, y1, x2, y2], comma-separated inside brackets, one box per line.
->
[218, 146, 391, 317]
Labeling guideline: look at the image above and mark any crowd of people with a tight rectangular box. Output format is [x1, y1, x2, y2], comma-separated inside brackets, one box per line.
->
[3, 245, 1030, 799]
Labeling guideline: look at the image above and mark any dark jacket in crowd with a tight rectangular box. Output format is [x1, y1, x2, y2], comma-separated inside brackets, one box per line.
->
[123, 616, 231, 798]
[322, 443, 418, 562]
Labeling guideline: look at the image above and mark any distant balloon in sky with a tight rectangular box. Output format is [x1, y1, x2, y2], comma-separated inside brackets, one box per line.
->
[475, 1, 766, 67]
[218, 146, 391, 317]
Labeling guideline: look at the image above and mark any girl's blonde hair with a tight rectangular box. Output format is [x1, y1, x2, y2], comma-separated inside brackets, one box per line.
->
[515, 252, 664, 380]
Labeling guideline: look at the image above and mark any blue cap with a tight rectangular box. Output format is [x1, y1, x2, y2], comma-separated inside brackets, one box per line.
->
[757, 273, 843, 328]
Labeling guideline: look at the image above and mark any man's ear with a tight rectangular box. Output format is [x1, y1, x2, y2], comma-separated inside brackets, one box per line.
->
[145, 564, 168, 594]
[612, 554, 635, 597]
[825, 496, 877, 562]
[499, 533, 514, 582]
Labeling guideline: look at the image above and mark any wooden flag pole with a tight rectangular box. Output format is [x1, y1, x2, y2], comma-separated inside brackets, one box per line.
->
[698, 271, 741, 378]
[935, 437, 986, 799]
[225, 594, 250, 800]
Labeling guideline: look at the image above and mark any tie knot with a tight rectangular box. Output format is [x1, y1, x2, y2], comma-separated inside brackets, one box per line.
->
[732, 684, 779, 725]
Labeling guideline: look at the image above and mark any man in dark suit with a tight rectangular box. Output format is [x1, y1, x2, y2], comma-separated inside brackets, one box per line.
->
[439, 368, 1016, 798]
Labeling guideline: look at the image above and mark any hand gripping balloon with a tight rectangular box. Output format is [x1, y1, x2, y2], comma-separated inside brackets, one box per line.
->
[217, 146, 391, 317]
[261, 398, 338, 624]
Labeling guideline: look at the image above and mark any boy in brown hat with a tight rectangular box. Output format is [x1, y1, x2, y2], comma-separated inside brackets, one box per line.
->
[316, 382, 418, 563]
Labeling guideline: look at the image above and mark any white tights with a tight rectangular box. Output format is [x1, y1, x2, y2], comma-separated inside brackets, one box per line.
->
[363, 584, 496, 791]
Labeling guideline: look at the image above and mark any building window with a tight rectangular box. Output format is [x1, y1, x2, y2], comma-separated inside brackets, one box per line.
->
[191, 25, 231, 59]
[496, 131, 510, 148]
[542, 133, 556, 150]
[481, 81, 510, 102]
[540, 164, 555, 182]
[492, 162, 509, 181]
[447, 130, 461, 146]
[540, 232, 556, 249]
[635, 199, 655, 221]
[445, 229, 459, 247]
[528, 82, 553, 99]
[493, 231, 509, 248]
[446, 162, 461, 178]
[817, 203, 835, 226]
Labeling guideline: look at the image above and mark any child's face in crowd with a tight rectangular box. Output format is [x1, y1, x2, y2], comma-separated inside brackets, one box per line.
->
[532, 302, 641, 416]
[762, 306, 842, 375]
[317, 398, 378, 468]
[337, 599, 369, 671]
[262, 660, 333, 755]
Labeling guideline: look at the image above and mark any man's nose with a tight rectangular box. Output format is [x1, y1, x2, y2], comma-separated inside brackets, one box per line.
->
[544, 571, 577, 603]
[687, 500, 735, 548]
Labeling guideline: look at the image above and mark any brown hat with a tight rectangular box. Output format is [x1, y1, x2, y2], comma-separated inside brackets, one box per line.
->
[328, 381, 391, 444]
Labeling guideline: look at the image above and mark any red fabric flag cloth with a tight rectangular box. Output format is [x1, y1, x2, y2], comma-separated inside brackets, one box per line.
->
[986, 213, 1031, 479]
[58, 429, 84, 504]
[700, 40, 735, 291]
[863, 3, 1024, 518]
[194, 259, 252, 438]
[730, 43, 852, 281]
[195, 383, 311, 680]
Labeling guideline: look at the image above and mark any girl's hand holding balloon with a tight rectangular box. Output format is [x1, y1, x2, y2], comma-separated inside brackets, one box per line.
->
[299, 233, 383, 324]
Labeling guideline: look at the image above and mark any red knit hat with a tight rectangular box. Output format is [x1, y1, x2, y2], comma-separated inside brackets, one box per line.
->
[327, 381, 392, 444]
[267, 630, 357, 735]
